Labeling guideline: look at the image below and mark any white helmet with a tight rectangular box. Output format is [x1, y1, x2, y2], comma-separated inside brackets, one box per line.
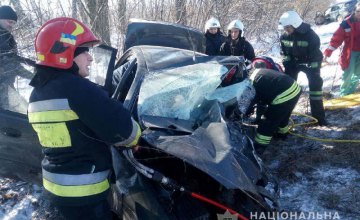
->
[205, 17, 221, 32]
[279, 11, 303, 29]
[227, 20, 244, 36]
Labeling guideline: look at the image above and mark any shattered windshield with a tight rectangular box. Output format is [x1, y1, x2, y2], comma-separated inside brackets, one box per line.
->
[138, 63, 255, 121]
[138, 63, 229, 120]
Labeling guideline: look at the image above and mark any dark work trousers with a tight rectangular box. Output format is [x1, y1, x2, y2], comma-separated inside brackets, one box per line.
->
[55, 200, 112, 220]
[256, 88, 302, 146]
[285, 64, 325, 123]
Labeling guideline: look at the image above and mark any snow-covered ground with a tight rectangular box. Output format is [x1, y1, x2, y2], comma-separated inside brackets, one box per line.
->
[1, 21, 359, 219]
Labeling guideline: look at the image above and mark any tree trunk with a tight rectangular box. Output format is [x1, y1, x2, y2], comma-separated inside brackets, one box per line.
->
[82, 0, 111, 46]
[175, 0, 186, 24]
[72, 0, 78, 19]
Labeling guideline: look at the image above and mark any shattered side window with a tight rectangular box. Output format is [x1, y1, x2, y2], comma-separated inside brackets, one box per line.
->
[88, 46, 113, 86]
[138, 63, 228, 120]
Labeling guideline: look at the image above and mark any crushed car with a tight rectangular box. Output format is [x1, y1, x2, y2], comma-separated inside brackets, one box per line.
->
[0, 19, 279, 219]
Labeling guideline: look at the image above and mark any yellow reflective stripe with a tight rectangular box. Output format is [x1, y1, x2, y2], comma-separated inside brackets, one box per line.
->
[309, 91, 323, 96]
[281, 40, 293, 47]
[32, 123, 71, 147]
[272, 82, 297, 104]
[309, 62, 319, 68]
[43, 178, 109, 197]
[297, 41, 309, 47]
[255, 133, 272, 145]
[283, 56, 291, 61]
[272, 82, 301, 105]
[278, 126, 290, 134]
[126, 123, 141, 147]
[114, 119, 142, 147]
[28, 110, 79, 123]
[277, 85, 301, 104]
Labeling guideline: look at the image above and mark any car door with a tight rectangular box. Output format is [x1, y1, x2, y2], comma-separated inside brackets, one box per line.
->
[0, 45, 117, 185]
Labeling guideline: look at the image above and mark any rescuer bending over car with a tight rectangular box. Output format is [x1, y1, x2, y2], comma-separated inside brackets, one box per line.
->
[238, 58, 302, 155]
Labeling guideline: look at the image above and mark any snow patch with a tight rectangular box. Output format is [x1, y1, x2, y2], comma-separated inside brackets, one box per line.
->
[280, 166, 360, 219]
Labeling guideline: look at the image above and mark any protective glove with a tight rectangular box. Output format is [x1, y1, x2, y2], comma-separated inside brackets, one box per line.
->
[323, 48, 333, 58]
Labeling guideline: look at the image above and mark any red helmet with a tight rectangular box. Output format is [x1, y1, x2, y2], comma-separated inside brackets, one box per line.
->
[252, 56, 284, 72]
[35, 17, 100, 69]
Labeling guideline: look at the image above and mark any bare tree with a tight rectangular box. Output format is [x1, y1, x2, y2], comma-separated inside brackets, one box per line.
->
[3, 0, 335, 57]
[79, 0, 111, 46]
[175, 0, 186, 24]
[72, 0, 78, 19]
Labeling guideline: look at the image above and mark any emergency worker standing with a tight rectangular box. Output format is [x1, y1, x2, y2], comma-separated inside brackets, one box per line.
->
[204, 17, 225, 55]
[324, 2, 360, 96]
[238, 59, 302, 155]
[28, 17, 141, 220]
[0, 5, 33, 112]
[279, 11, 326, 125]
[219, 19, 255, 62]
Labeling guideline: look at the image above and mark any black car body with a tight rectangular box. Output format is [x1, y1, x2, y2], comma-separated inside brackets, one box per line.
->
[0, 19, 278, 219]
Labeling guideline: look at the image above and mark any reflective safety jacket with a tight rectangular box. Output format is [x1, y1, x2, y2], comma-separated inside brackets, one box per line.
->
[280, 22, 323, 66]
[250, 68, 301, 105]
[28, 66, 141, 206]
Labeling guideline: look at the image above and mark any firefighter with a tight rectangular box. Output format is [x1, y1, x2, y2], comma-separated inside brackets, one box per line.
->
[324, 2, 360, 97]
[279, 11, 326, 126]
[219, 19, 255, 62]
[204, 17, 226, 55]
[28, 17, 141, 220]
[238, 59, 302, 155]
[0, 5, 33, 112]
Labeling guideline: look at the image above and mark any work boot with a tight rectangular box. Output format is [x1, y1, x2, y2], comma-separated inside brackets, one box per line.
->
[310, 99, 326, 125]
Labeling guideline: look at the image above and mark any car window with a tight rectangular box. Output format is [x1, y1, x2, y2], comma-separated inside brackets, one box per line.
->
[332, 6, 340, 11]
[89, 45, 117, 88]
